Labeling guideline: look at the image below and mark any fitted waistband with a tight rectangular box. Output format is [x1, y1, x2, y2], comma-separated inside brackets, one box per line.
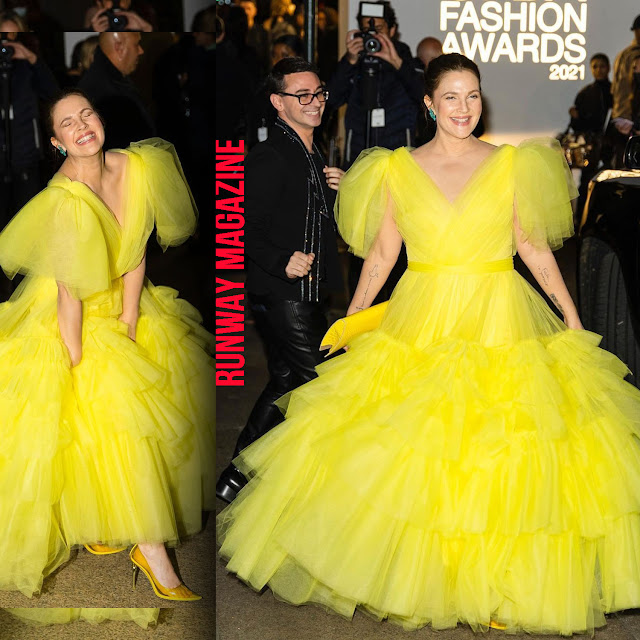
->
[407, 257, 514, 274]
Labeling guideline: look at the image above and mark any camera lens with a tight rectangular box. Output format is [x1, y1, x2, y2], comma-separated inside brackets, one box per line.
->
[365, 37, 381, 54]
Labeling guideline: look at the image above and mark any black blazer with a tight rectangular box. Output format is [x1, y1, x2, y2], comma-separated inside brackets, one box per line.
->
[245, 123, 343, 301]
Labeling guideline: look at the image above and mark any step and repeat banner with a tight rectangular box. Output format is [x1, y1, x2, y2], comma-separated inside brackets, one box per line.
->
[348, 0, 638, 143]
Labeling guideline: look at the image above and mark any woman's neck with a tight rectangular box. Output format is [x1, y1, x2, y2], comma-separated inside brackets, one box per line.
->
[62, 152, 106, 190]
[429, 131, 479, 158]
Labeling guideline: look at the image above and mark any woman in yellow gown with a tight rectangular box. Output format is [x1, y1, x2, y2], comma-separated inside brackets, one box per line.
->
[218, 54, 640, 634]
[0, 90, 214, 601]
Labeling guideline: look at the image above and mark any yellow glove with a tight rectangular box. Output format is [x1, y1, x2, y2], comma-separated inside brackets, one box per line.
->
[320, 302, 388, 356]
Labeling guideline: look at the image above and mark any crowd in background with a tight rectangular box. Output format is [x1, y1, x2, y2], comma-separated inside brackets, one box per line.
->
[217, 2, 640, 187]
[0, 3, 215, 305]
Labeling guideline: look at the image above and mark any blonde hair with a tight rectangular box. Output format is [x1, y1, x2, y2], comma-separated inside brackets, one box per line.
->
[0, 10, 27, 33]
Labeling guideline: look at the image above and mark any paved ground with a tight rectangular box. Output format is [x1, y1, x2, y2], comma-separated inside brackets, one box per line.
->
[216, 240, 640, 640]
[0, 239, 216, 640]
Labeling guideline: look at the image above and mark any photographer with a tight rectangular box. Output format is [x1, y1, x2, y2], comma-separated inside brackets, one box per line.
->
[0, 14, 57, 218]
[87, 0, 154, 32]
[326, 0, 423, 168]
[79, 32, 155, 149]
[0, 12, 58, 299]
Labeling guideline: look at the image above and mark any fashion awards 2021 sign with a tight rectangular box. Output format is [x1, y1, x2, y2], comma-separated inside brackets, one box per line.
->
[440, 1, 588, 80]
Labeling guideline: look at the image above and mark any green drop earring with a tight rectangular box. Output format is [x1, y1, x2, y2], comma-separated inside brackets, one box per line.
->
[57, 146, 66, 157]
[428, 107, 436, 121]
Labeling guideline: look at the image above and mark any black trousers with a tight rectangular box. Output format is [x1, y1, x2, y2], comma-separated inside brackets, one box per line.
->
[232, 296, 329, 457]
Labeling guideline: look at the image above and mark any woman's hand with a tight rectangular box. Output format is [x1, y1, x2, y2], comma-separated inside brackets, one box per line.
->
[323, 166, 345, 191]
[118, 312, 138, 341]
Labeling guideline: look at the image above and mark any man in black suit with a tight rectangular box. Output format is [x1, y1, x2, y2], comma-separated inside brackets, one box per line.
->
[78, 31, 155, 150]
[216, 57, 345, 503]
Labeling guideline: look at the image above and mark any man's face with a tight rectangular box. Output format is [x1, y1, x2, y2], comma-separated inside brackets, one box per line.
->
[271, 71, 325, 132]
[358, 16, 395, 38]
[590, 58, 609, 81]
[120, 32, 143, 75]
[239, 1, 256, 20]
[635, 27, 640, 45]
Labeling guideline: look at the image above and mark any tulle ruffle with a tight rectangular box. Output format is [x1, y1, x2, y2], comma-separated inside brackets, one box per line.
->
[5, 608, 159, 628]
[218, 268, 640, 634]
[0, 276, 214, 597]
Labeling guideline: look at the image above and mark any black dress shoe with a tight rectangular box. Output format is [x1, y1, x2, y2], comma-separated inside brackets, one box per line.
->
[216, 464, 248, 503]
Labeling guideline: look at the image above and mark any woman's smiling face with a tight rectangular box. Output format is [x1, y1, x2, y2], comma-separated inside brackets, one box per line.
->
[50, 93, 104, 157]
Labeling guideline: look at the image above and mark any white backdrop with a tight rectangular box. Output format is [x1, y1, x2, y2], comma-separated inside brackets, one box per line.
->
[348, 0, 639, 144]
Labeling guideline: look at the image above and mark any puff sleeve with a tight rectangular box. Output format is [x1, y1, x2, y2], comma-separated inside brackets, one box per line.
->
[334, 147, 393, 258]
[127, 138, 198, 250]
[0, 187, 112, 299]
[513, 138, 578, 251]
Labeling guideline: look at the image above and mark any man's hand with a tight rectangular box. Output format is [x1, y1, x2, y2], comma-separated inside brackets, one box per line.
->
[345, 29, 364, 65]
[370, 32, 402, 70]
[9, 41, 36, 65]
[614, 118, 634, 136]
[91, 7, 152, 32]
[117, 10, 153, 31]
[323, 166, 345, 191]
[285, 251, 315, 279]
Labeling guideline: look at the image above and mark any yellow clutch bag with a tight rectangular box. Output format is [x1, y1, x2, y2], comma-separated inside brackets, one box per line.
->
[320, 301, 388, 356]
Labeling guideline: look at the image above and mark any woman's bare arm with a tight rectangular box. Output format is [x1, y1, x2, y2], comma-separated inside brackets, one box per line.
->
[346, 196, 402, 316]
[514, 214, 583, 330]
[57, 283, 83, 366]
[119, 253, 146, 341]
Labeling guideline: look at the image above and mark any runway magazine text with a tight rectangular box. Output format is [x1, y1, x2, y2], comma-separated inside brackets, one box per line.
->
[216, 140, 245, 386]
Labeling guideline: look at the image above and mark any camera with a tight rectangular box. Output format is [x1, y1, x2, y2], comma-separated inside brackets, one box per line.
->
[104, 0, 129, 32]
[0, 34, 14, 66]
[355, 1, 389, 56]
[356, 17, 381, 54]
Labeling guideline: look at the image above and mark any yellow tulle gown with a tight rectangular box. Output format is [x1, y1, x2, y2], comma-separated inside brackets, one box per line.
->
[5, 608, 159, 628]
[217, 139, 640, 635]
[0, 139, 215, 598]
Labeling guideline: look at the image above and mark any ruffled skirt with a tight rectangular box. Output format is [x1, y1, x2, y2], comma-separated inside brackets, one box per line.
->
[4, 608, 159, 628]
[217, 269, 640, 635]
[0, 276, 215, 597]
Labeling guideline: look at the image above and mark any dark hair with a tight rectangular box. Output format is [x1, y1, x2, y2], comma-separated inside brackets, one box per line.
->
[590, 52, 610, 66]
[192, 4, 215, 32]
[423, 53, 481, 99]
[45, 88, 101, 138]
[272, 34, 303, 57]
[422, 53, 481, 128]
[266, 56, 319, 95]
[356, 0, 396, 30]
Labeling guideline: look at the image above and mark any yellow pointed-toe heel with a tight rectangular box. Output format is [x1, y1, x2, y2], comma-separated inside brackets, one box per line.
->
[489, 620, 508, 630]
[130, 544, 201, 601]
[84, 543, 128, 555]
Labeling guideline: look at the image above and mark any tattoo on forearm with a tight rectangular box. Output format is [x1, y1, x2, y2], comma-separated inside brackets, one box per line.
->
[549, 293, 564, 316]
[538, 266, 551, 286]
[360, 263, 379, 308]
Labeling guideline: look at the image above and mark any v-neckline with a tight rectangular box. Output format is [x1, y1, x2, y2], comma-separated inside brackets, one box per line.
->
[403, 144, 507, 207]
[54, 150, 130, 229]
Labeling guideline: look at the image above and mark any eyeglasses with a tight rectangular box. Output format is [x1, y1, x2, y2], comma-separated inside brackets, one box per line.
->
[277, 89, 329, 105]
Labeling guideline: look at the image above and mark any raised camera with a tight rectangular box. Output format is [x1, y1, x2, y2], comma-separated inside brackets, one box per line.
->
[0, 33, 14, 65]
[356, 18, 381, 54]
[105, 0, 129, 31]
